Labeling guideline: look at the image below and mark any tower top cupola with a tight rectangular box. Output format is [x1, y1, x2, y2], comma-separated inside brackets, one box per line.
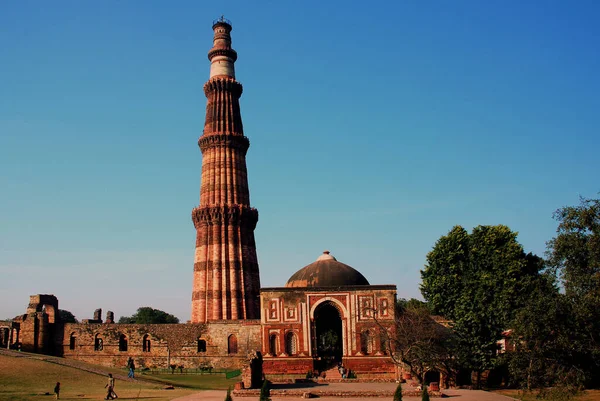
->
[208, 16, 238, 79]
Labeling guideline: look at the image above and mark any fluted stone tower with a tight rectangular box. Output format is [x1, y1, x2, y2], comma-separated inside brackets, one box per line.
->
[191, 18, 260, 323]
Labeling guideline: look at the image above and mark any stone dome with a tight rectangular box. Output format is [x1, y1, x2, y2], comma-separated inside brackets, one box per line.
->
[285, 251, 370, 288]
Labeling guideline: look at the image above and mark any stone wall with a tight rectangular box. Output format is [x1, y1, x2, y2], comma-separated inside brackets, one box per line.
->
[60, 320, 261, 370]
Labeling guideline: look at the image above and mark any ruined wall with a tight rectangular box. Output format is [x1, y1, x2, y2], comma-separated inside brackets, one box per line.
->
[61, 320, 261, 370]
[0, 320, 15, 349]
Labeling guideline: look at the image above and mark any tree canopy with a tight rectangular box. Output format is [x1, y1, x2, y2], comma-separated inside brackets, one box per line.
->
[118, 307, 179, 324]
[547, 196, 600, 302]
[420, 225, 545, 383]
[507, 275, 583, 392]
[387, 301, 454, 386]
[543, 195, 600, 387]
[58, 309, 78, 323]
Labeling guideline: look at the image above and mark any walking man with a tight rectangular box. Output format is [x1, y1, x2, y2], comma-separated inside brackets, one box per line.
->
[105, 373, 118, 400]
[127, 357, 135, 378]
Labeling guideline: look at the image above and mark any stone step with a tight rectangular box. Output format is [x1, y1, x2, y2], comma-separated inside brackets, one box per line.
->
[322, 367, 343, 379]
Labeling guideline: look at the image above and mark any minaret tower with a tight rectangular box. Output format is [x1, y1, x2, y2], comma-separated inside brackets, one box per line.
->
[191, 17, 260, 323]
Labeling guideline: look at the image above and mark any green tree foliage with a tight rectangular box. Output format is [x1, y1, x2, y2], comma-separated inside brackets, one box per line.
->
[507, 275, 584, 392]
[393, 381, 403, 401]
[259, 380, 271, 401]
[118, 307, 179, 324]
[421, 225, 545, 385]
[396, 298, 430, 313]
[58, 309, 78, 323]
[545, 195, 600, 386]
[421, 385, 430, 401]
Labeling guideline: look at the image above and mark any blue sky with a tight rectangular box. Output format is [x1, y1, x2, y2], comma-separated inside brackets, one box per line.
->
[1, 1, 598, 322]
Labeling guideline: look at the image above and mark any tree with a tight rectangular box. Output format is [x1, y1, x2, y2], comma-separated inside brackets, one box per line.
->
[382, 301, 454, 386]
[421, 225, 546, 386]
[396, 298, 431, 313]
[506, 276, 585, 396]
[59, 309, 78, 323]
[547, 196, 600, 299]
[118, 307, 179, 324]
[546, 195, 600, 387]
[421, 385, 430, 401]
[224, 387, 233, 401]
[393, 381, 403, 401]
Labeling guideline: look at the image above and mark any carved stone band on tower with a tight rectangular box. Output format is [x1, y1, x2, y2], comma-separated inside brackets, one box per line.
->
[191, 18, 260, 323]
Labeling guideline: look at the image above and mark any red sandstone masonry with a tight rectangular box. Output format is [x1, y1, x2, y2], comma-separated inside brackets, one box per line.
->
[191, 20, 260, 323]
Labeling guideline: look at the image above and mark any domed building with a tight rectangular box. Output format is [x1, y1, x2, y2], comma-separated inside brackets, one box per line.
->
[260, 251, 397, 378]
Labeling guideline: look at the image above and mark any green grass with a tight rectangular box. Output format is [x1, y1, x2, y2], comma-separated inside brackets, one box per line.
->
[142, 373, 240, 390]
[0, 352, 235, 400]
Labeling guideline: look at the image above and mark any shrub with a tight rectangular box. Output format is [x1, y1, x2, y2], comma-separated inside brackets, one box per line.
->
[224, 387, 233, 401]
[394, 381, 403, 401]
[422, 385, 430, 401]
[259, 380, 271, 401]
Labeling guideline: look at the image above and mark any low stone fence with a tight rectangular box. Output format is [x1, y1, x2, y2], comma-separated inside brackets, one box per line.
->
[233, 388, 444, 398]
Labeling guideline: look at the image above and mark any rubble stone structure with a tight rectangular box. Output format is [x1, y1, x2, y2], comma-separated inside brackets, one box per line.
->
[191, 17, 261, 323]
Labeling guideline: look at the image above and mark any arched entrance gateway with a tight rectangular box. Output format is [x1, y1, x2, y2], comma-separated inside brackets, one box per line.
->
[312, 301, 344, 371]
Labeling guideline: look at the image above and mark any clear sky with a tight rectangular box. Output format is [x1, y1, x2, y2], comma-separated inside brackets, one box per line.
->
[1, 1, 598, 322]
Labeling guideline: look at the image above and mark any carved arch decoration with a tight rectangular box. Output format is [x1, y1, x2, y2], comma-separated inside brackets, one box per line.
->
[309, 297, 347, 320]
[285, 331, 297, 356]
[309, 298, 349, 357]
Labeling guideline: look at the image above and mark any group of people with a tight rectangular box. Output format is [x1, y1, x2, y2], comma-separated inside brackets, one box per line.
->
[52, 358, 136, 400]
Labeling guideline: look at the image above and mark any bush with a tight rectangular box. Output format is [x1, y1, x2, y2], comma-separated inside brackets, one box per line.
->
[422, 385, 430, 401]
[259, 380, 271, 401]
[224, 387, 233, 401]
[394, 381, 402, 401]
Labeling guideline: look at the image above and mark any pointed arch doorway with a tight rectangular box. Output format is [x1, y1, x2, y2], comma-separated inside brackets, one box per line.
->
[312, 301, 343, 371]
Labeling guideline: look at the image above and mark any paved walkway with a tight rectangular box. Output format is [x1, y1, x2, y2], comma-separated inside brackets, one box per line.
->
[171, 385, 519, 401]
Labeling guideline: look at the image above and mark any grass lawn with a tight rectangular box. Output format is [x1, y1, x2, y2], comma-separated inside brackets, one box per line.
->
[141, 373, 239, 390]
[0, 353, 236, 401]
[494, 389, 600, 400]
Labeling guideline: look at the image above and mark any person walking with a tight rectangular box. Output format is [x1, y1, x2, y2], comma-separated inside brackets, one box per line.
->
[105, 373, 118, 400]
[127, 357, 135, 378]
[53, 382, 60, 399]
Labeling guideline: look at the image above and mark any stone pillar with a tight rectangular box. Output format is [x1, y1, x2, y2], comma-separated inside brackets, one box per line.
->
[191, 17, 260, 323]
